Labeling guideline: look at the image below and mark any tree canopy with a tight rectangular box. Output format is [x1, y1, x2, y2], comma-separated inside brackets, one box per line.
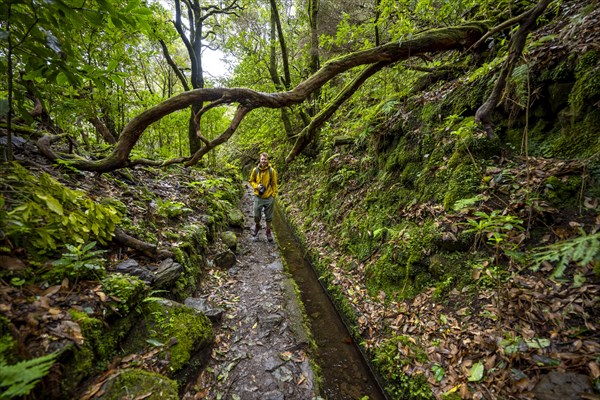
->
[1, 0, 553, 169]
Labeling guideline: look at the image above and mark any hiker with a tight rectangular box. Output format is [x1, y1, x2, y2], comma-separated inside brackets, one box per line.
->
[249, 152, 278, 242]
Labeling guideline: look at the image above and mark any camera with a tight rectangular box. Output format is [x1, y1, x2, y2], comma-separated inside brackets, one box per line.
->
[258, 185, 266, 195]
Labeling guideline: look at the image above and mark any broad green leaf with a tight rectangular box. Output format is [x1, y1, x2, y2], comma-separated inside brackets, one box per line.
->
[431, 364, 445, 382]
[525, 338, 550, 349]
[468, 361, 484, 382]
[35, 193, 63, 215]
[56, 72, 69, 86]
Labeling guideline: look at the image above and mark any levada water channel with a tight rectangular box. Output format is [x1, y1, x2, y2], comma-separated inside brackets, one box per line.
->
[273, 206, 387, 400]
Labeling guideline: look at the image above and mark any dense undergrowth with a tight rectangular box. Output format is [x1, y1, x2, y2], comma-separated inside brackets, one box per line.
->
[0, 160, 244, 398]
[271, 1, 600, 398]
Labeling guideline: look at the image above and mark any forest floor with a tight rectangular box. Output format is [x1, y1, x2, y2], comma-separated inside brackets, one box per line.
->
[283, 155, 600, 400]
[182, 184, 318, 400]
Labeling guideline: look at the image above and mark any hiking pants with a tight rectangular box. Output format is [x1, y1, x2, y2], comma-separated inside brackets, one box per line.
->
[254, 196, 275, 223]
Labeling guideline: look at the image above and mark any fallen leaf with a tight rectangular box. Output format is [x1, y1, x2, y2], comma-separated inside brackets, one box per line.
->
[43, 285, 61, 297]
[583, 197, 598, 209]
[589, 361, 600, 379]
[468, 361, 484, 382]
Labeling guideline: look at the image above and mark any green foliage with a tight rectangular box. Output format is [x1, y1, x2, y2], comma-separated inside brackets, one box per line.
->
[530, 230, 600, 279]
[156, 198, 191, 219]
[509, 63, 532, 109]
[46, 242, 106, 283]
[463, 210, 524, 253]
[0, 352, 58, 399]
[0, 164, 121, 256]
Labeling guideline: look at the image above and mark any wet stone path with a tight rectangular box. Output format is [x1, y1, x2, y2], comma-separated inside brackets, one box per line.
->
[183, 184, 318, 400]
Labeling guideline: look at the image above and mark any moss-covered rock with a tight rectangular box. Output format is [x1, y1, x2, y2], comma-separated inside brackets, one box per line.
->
[101, 273, 148, 317]
[60, 306, 141, 396]
[227, 207, 245, 228]
[171, 224, 209, 300]
[124, 298, 213, 375]
[220, 231, 238, 251]
[95, 368, 178, 400]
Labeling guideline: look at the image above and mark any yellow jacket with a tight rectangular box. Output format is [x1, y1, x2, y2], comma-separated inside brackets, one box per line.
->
[249, 164, 278, 198]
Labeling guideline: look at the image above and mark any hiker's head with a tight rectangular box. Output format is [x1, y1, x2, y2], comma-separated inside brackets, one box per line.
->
[259, 152, 269, 167]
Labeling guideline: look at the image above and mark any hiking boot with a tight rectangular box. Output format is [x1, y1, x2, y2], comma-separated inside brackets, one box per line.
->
[266, 228, 273, 243]
[252, 223, 260, 237]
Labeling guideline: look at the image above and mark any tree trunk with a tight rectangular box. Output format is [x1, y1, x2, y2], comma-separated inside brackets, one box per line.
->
[475, 0, 552, 138]
[88, 117, 117, 145]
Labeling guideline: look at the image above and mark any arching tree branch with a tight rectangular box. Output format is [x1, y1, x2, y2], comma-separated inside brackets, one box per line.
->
[40, 23, 487, 172]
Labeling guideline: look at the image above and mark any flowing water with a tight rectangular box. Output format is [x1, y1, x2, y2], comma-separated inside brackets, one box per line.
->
[273, 207, 387, 400]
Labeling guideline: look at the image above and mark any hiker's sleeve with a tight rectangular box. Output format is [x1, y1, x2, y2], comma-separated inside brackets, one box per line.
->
[249, 169, 258, 189]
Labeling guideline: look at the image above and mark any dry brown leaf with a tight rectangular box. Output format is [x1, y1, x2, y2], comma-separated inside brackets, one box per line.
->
[297, 375, 306, 385]
[61, 320, 84, 345]
[584, 197, 598, 209]
[460, 382, 471, 399]
[48, 307, 62, 315]
[43, 285, 61, 297]
[485, 355, 496, 370]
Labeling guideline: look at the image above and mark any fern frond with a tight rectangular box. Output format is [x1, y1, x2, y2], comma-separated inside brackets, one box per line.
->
[531, 231, 600, 278]
[0, 352, 58, 398]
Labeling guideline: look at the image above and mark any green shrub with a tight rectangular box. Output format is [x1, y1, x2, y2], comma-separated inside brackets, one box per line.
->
[0, 163, 121, 256]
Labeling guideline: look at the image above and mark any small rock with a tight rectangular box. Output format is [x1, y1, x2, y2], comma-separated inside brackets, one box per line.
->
[0, 135, 27, 148]
[533, 371, 593, 400]
[114, 259, 154, 283]
[264, 354, 286, 372]
[214, 250, 236, 269]
[262, 391, 284, 400]
[221, 231, 238, 251]
[183, 297, 224, 322]
[153, 258, 183, 287]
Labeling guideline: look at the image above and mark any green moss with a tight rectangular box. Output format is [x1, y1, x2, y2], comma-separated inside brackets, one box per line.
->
[143, 298, 213, 373]
[98, 369, 178, 400]
[443, 163, 484, 211]
[60, 308, 139, 396]
[570, 51, 600, 114]
[69, 310, 134, 364]
[372, 335, 434, 400]
[101, 273, 148, 316]
[171, 224, 208, 300]
[366, 222, 443, 299]
[543, 175, 583, 208]
[544, 110, 600, 159]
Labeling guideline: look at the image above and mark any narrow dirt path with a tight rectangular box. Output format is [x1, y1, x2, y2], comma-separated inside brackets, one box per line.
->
[183, 183, 318, 400]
